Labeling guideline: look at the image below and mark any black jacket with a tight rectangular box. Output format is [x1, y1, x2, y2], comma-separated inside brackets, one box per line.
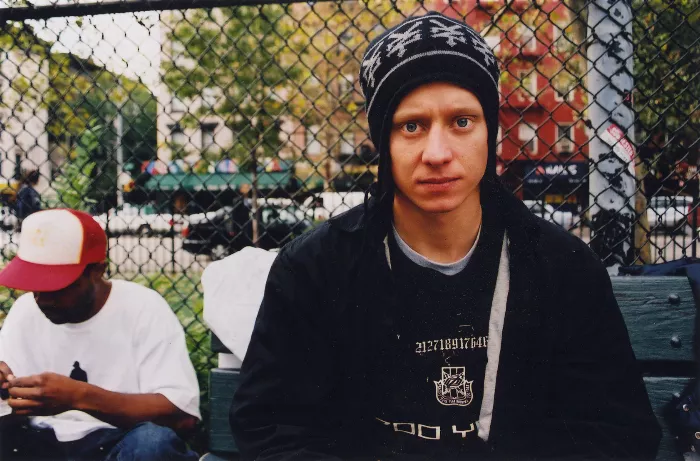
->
[231, 185, 661, 460]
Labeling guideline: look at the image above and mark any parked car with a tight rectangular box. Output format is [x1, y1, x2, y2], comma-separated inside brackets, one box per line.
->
[182, 202, 313, 259]
[646, 196, 693, 233]
[93, 204, 185, 236]
[523, 200, 578, 230]
[302, 192, 366, 221]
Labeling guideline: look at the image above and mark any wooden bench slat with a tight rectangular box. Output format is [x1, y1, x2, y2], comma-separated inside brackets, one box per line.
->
[612, 277, 696, 363]
[209, 368, 241, 454]
[644, 376, 691, 461]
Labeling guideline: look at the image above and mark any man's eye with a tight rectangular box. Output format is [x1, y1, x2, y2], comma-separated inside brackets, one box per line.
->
[404, 122, 418, 133]
[456, 117, 471, 128]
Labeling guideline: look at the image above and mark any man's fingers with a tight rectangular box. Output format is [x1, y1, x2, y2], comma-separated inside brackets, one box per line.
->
[7, 375, 41, 388]
[0, 362, 13, 381]
[8, 386, 43, 400]
[8, 397, 42, 410]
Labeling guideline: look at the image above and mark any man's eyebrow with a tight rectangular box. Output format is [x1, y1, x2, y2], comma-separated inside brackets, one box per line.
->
[392, 109, 425, 122]
[393, 105, 482, 121]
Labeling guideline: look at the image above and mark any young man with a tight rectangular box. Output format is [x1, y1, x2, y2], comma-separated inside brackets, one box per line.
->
[0, 209, 201, 460]
[231, 12, 661, 460]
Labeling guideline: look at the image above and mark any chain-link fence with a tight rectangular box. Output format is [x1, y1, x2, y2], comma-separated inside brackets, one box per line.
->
[0, 0, 697, 452]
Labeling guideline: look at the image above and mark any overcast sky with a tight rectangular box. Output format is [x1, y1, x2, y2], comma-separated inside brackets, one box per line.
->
[27, 10, 163, 90]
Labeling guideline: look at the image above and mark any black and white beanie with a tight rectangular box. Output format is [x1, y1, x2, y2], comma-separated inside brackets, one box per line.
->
[359, 11, 501, 204]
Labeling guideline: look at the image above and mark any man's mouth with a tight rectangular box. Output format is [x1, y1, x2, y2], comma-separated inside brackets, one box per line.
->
[419, 177, 459, 184]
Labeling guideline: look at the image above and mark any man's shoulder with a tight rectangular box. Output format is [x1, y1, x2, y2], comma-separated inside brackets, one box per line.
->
[536, 217, 589, 251]
[6, 292, 41, 322]
[111, 278, 162, 297]
[530, 216, 605, 276]
[109, 280, 174, 317]
[279, 207, 369, 267]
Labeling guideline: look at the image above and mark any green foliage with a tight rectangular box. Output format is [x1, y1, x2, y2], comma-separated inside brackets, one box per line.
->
[162, 5, 304, 162]
[47, 53, 158, 168]
[50, 120, 105, 211]
[633, 0, 700, 159]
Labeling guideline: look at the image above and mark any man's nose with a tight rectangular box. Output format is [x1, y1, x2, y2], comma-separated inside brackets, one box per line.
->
[421, 124, 453, 165]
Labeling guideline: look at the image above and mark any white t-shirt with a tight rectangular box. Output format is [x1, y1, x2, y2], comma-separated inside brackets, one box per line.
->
[0, 279, 201, 442]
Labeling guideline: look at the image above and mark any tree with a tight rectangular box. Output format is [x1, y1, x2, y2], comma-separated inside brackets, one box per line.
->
[47, 53, 158, 181]
[283, 1, 416, 189]
[50, 120, 104, 211]
[163, 4, 307, 241]
[163, 5, 301, 164]
[0, 21, 157, 209]
[633, 0, 699, 169]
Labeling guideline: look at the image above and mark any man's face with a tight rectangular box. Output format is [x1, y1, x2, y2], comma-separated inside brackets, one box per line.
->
[389, 82, 489, 214]
[33, 265, 102, 324]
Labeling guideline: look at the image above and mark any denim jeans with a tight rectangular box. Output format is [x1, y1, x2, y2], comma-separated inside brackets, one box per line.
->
[0, 421, 199, 461]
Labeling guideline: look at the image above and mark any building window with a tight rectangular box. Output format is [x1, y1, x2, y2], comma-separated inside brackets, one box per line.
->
[556, 123, 574, 153]
[171, 126, 186, 147]
[202, 88, 217, 111]
[306, 125, 321, 157]
[484, 35, 501, 54]
[552, 72, 576, 102]
[171, 97, 186, 113]
[338, 74, 354, 96]
[518, 123, 538, 155]
[201, 124, 217, 150]
[339, 133, 354, 156]
[519, 25, 537, 53]
[517, 68, 537, 99]
[552, 24, 574, 55]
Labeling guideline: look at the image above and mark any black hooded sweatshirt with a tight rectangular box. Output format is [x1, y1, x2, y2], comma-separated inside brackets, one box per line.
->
[230, 181, 661, 461]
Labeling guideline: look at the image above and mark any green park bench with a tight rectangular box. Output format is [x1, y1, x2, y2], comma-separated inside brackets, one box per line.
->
[204, 276, 698, 461]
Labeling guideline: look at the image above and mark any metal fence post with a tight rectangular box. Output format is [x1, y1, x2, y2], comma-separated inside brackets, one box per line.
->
[587, 0, 636, 270]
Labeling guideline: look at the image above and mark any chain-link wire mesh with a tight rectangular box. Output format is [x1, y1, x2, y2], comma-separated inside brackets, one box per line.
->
[0, 0, 697, 452]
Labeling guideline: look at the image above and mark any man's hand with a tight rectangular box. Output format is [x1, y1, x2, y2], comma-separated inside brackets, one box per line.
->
[7, 372, 85, 416]
[0, 361, 15, 400]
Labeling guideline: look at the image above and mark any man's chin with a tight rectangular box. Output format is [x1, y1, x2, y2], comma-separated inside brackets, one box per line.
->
[44, 316, 70, 325]
[414, 197, 467, 214]
[394, 188, 479, 215]
[41, 311, 71, 324]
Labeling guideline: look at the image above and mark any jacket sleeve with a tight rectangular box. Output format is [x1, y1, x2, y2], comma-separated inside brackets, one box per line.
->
[230, 244, 343, 461]
[550, 249, 662, 459]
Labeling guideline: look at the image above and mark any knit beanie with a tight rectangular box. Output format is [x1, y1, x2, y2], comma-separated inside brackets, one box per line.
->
[359, 11, 501, 206]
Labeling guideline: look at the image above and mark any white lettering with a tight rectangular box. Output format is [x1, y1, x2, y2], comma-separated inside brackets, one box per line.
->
[452, 423, 476, 438]
[418, 424, 441, 440]
[393, 423, 416, 435]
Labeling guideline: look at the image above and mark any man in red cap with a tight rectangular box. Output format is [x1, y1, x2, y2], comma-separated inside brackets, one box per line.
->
[0, 209, 201, 460]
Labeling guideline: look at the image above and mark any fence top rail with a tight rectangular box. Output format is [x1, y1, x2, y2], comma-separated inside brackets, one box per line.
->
[0, 0, 321, 22]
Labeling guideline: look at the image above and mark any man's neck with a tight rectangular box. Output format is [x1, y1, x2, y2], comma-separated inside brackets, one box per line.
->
[82, 279, 112, 322]
[393, 192, 482, 264]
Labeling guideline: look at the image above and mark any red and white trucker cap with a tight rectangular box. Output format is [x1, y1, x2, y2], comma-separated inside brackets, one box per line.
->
[0, 209, 107, 292]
